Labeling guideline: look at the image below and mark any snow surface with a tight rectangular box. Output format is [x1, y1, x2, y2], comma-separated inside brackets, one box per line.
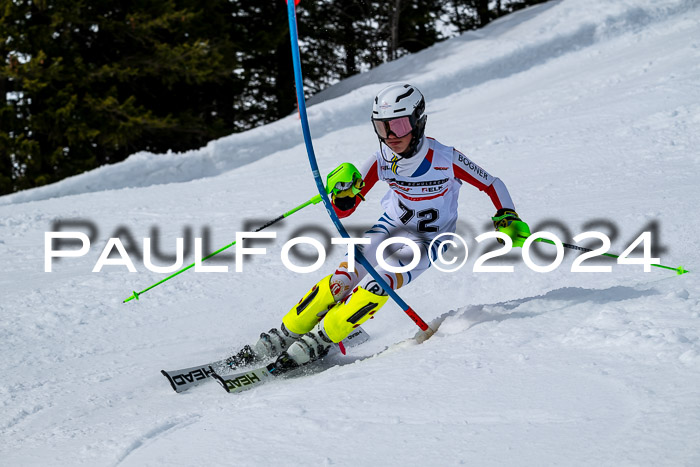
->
[2, 0, 700, 465]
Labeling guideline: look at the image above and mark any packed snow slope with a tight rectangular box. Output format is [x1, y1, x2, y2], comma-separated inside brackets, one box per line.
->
[2, 0, 700, 465]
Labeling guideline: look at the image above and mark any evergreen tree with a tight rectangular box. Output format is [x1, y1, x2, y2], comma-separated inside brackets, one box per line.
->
[301, 0, 384, 86]
[0, 0, 245, 194]
[394, 0, 446, 56]
[445, 0, 549, 33]
[0, 0, 550, 195]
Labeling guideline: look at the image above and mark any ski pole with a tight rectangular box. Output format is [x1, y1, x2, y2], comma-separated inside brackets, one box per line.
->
[518, 235, 689, 275]
[123, 194, 324, 303]
[286, 0, 432, 334]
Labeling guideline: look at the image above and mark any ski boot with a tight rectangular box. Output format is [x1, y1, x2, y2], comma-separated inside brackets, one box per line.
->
[268, 285, 388, 374]
[267, 321, 333, 375]
[225, 324, 300, 370]
[226, 274, 338, 370]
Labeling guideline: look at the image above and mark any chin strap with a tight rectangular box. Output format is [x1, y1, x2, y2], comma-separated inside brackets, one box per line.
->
[401, 134, 426, 159]
[377, 136, 424, 165]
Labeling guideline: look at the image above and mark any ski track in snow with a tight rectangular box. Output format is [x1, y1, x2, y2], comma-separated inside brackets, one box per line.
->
[113, 416, 201, 467]
[1, 0, 700, 465]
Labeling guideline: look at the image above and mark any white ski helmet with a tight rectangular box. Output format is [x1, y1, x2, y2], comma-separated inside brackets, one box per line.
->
[371, 83, 427, 158]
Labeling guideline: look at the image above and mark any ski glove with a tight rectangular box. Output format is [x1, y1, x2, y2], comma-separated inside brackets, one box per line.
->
[331, 177, 365, 211]
[492, 208, 531, 248]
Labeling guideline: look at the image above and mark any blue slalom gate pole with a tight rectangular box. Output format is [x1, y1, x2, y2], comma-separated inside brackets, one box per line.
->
[285, 0, 431, 332]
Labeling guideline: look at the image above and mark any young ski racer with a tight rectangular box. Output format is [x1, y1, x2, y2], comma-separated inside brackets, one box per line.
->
[227, 83, 530, 373]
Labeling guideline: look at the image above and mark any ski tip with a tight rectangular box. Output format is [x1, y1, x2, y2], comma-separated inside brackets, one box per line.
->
[210, 372, 231, 393]
[161, 370, 179, 393]
[677, 266, 688, 275]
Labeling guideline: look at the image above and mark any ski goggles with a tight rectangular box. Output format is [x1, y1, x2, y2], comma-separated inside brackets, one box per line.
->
[372, 116, 413, 139]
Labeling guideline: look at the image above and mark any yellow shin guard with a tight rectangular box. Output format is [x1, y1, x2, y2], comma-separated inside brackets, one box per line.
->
[282, 275, 337, 335]
[323, 286, 389, 343]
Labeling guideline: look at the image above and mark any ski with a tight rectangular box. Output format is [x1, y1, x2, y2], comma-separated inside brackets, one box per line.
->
[212, 327, 371, 394]
[162, 326, 370, 393]
[161, 360, 230, 393]
[212, 366, 274, 394]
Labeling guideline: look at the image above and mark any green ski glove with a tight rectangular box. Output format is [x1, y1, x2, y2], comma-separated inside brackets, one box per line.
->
[492, 208, 530, 248]
[326, 162, 365, 207]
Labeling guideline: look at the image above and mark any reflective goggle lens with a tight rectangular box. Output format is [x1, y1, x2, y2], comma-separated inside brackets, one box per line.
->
[373, 116, 413, 139]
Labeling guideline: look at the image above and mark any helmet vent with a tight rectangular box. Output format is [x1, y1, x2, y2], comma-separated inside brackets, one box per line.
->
[395, 88, 414, 102]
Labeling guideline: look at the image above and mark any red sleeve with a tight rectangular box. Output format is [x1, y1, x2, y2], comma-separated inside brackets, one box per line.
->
[334, 157, 380, 218]
[453, 164, 504, 210]
[452, 150, 515, 211]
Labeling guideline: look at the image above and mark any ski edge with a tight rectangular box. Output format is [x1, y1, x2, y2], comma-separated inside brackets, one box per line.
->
[162, 326, 371, 394]
[212, 366, 274, 394]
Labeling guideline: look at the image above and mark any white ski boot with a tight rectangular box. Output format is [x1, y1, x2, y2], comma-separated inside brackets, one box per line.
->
[225, 324, 300, 369]
[269, 322, 333, 373]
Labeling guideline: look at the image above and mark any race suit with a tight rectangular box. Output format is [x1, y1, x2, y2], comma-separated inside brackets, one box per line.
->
[328, 136, 515, 299]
